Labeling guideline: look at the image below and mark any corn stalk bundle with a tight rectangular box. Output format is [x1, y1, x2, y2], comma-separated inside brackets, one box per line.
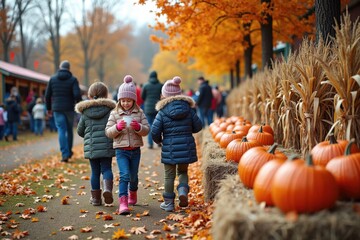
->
[249, 77, 262, 124]
[241, 83, 253, 121]
[257, 71, 270, 125]
[278, 53, 301, 150]
[267, 61, 284, 145]
[289, 39, 334, 155]
[319, 12, 360, 146]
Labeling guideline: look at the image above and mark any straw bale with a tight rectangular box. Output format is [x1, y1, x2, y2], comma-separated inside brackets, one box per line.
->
[201, 129, 238, 202]
[212, 174, 360, 240]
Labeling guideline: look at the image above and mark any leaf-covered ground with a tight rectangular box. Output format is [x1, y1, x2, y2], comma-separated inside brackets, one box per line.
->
[0, 137, 213, 239]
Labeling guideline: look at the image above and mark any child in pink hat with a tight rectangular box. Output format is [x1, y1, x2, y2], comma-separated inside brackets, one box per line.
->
[105, 75, 150, 215]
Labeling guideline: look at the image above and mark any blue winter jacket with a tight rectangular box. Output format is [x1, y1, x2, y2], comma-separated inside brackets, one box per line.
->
[151, 95, 203, 165]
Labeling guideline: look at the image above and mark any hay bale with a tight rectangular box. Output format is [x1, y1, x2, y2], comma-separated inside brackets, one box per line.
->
[201, 129, 238, 202]
[212, 174, 360, 240]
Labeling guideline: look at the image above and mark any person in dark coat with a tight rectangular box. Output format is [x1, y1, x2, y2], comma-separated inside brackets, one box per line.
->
[196, 76, 213, 127]
[151, 76, 202, 212]
[141, 71, 163, 149]
[45, 60, 82, 162]
[75, 82, 116, 207]
[4, 95, 21, 141]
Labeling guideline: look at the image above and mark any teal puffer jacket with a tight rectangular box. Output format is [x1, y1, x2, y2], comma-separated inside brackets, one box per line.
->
[75, 98, 116, 159]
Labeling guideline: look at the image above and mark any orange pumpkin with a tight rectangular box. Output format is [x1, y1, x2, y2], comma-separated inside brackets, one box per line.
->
[233, 122, 252, 134]
[247, 125, 274, 146]
[238, 143, 287, 188]
[253, 158, 286, 206]
[326, 139, 360, 200]
[271, 154, 338, 213]
[214, 131, 226, 143]
[219, 131, 246, 148]
[248, 123, 274, 135]
[225, 136, 261, 163]
[311, 134, 360, 167]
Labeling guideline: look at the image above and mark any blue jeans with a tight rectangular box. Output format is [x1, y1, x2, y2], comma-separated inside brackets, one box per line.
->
[5, 122, 18, 140]
[0, 125, 4, 140]
[146, 113, 156, 147]
[116, 148, 141, 197]
[34, 119, 43, 135]
[29, 114, 35, 132]
[89, 157, 113, 190]
[49, 116, 56, 132]
[53, 111, 74, 159]
[198, 107, 212, 128]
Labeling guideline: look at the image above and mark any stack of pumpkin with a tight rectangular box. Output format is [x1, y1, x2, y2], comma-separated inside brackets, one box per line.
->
[209, 116, 360, 214]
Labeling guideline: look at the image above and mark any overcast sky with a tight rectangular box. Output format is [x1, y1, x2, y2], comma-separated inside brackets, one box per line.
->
[119, 0, 158, 28]
[59, 0, 159, 35]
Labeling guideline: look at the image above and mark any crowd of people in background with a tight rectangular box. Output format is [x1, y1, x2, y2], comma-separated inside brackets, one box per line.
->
[0, 66, 228, 144]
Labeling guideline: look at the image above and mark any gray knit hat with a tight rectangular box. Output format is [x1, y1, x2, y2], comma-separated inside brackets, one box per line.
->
[59, 60, 70, 70]
[117, 75, 137, 101]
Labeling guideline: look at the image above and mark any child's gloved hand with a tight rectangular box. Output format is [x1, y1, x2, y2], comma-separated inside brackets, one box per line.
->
[130, 119, 140, 131]
[116, 120, 126, 131]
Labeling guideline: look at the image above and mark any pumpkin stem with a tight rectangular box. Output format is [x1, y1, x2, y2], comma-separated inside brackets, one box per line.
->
[267, 143, 278, 154]
[344, 138, 356, 156]
[287, 154, 300, 161]
[241, 136, 249, 142]
[305, 153, 314, 166]
[258, 125, 264, 133]
[329, 134, 337, 144]
[232, 131, 236, 134]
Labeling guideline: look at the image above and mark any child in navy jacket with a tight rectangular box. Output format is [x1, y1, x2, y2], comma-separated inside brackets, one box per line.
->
[151, 76, 202, 211]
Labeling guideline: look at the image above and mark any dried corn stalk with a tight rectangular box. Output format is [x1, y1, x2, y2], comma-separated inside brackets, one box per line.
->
[289, 39, 334, 155]
[319, 12, 360, 146]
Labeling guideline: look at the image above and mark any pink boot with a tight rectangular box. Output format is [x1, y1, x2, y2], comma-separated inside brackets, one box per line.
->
[118, 196, 130, 215]
[128, 190, 137, 205]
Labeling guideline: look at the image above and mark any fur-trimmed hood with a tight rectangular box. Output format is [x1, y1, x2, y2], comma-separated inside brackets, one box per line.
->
[155, 95, 195, 111]
[75, 98, 116, 119]
[155, 95, 195, 120]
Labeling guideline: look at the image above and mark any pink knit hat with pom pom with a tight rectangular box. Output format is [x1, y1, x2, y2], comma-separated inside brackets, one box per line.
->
[117, 75, 137, 101]
[162, 76, 182, 97]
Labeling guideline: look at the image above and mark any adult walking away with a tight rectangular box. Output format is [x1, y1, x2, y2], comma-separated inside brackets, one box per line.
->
[45, 60, 82, 163]
[196, 76, 213, 128]
[141, 70, 163, 149]
[151, 76, 202, 211]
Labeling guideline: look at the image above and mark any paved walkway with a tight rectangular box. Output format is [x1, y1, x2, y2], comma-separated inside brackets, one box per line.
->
[0, 133, 83, 173]
[0, 131, 189, 239]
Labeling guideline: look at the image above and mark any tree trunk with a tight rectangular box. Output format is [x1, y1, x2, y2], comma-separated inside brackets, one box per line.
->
[19, 16, 27, 68]
[261, 0, 274, 70]
[97, 54, 105, 82]
[244, 45, 253, 79]
[315, 0, 341, 43]
[230, 68, 234, 89]
[243, 22, 253, 79]
[235, 59, 241, 86]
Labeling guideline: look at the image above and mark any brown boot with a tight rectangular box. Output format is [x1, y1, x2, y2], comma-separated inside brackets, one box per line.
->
[102, 180, 113, 204]
[90, 189, 102, 206]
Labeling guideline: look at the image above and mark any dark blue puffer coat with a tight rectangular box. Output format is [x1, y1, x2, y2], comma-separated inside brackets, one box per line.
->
[45, 69, 82, 112]
[151, 95, 203, 165]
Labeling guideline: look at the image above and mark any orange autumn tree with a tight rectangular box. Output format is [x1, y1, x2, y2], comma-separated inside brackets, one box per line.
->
[139, 0, 316, 78]
[71, 3, 132, 87]
[53, 6, 131, 89]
